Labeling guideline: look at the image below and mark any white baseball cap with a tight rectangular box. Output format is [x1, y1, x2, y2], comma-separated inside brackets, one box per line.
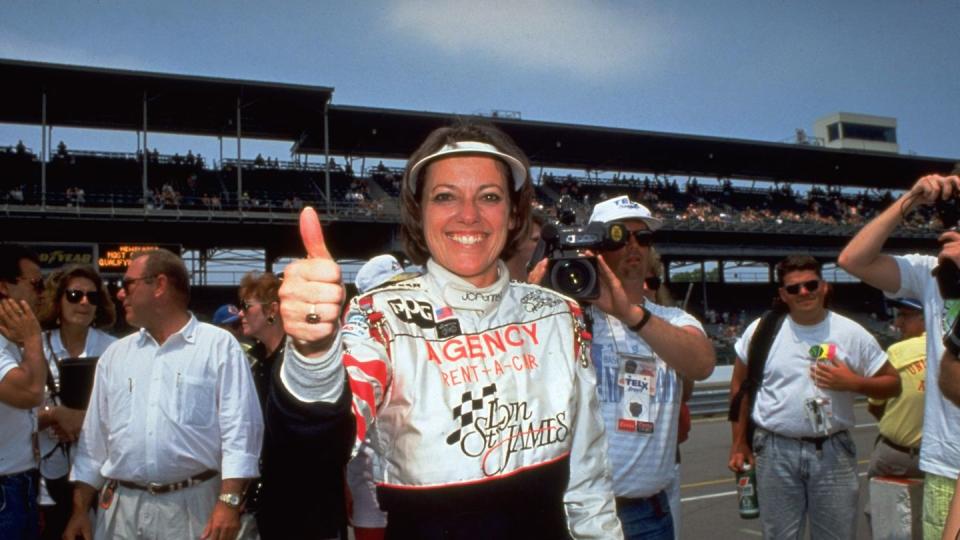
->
[355, 254, 406, 294]
[407, 141, 528, 192]
[588, 195, 663, 231]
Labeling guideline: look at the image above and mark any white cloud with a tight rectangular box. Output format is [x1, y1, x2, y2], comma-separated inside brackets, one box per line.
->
[384, 0, 659, 81]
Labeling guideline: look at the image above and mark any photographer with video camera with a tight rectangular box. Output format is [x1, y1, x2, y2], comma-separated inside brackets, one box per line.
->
[573, 195, 714, 540]
[838, 167, 960, 538]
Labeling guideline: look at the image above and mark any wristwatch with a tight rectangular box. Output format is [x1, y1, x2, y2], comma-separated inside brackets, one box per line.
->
[218, 492, 243, 509]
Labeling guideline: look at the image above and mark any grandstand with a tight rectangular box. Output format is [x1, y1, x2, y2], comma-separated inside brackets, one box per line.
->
[2, 58, 957, 362]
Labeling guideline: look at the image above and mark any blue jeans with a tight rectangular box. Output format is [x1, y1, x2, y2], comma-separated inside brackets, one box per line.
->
[0, 469, 40, 540]
[753, 428, 859, 540]
[615, 490, 674, 540]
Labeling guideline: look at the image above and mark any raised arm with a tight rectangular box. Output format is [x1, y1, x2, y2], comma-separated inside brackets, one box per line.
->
[839, 174, 960, 293]
[595, 255, 715, 380]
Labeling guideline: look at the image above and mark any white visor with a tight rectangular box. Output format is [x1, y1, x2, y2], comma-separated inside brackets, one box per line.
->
[406, 141, 528, 192]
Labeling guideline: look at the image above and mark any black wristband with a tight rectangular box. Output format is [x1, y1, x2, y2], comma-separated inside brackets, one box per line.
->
[628, 305, 652, 333]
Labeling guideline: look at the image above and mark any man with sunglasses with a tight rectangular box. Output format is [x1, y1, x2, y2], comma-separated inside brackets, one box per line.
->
[64, 249, 263, 540]
[0, 244, 47, 538]
[729, 255, 899, 540]
[839, 170, 960, 538]
[586, 196, 716, 540]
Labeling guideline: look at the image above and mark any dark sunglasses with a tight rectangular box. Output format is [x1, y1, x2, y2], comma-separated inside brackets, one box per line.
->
[632, 230, 654, 246]
[783, 279, 821, 295]
[644, 276, 662, 291]
[607, 229, 655, 250]
[18, 276, 44, 293]
[240, 300, 267, 312]
[64, 289, 100, 305]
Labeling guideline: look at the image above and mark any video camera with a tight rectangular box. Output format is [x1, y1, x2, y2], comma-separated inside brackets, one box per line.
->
[528, 197, 628, 300]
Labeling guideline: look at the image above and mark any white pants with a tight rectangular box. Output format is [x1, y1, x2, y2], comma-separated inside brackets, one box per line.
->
[96, 477, 221, 540]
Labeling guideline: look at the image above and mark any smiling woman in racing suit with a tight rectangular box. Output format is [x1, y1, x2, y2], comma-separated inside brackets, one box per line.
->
[273, 122, 623, 539]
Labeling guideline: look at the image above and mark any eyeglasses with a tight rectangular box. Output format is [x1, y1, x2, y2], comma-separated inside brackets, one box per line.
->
[240, 300, 268, 312]
[630, 230, 654, 247]
[18, 276, 44, 293]
[120, 274, 157, 293]
[605, 229, 655, 251]
[644, 276, 662, 291]
[64, 289, 100, 306]
[783, 279, 821, 295]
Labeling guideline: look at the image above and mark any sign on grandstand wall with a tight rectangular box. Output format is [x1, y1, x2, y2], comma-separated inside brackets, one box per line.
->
[30, 243, 97, 271]
[98, 243, 182, 273]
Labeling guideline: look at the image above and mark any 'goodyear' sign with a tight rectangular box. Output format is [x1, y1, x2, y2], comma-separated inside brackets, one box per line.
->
[30, 244, 96, 271]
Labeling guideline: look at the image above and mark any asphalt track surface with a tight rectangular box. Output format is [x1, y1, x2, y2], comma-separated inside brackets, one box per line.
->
[679, 404, 881, 539]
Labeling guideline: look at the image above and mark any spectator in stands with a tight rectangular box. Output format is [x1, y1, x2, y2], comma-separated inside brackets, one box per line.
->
[64, 249, 263, 540]
[729, 255, 899, 540]
[867, 298, 925, 481]
[585, 195, 714, 540]
[9, 185, 24, 203]
[56, 141, 68, 158]
[35, 264, 117, 540]
[15, 139, 26, 154]
[838, 170, 960, 538]
[0, 244, 46, 539]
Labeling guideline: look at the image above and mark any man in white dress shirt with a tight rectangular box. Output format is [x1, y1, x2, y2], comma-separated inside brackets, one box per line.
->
[64, 249, 263, 540]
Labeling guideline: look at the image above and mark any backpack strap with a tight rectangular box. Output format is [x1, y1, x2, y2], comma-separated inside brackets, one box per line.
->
[728, 309, 787, 449]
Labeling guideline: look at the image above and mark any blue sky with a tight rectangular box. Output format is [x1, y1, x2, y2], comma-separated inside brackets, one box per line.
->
[1, 0, 958, 162]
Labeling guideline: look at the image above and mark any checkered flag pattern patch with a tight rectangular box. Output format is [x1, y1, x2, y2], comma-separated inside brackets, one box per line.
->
[445, 383, 497, 445]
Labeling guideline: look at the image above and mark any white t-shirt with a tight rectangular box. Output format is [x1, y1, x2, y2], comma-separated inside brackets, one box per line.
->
[735, 311, 887, 438]
[891, 254, 960, 478]
[0, 334, 38, 475]
[590, 302, 703, 498]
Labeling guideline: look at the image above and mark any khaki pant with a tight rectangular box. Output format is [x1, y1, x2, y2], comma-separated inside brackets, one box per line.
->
[96, 477, 221, 540]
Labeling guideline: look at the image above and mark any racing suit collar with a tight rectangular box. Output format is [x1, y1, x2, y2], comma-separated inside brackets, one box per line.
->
[425, 258, 510, 316]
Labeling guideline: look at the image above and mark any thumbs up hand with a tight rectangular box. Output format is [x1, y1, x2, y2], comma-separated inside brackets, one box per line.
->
[279, 207, 346, 356]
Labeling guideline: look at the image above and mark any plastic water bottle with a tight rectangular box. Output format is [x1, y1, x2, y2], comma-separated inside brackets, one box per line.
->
[737, 463, 759, 519]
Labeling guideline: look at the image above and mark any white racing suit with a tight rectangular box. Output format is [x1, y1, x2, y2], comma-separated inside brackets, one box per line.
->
[279, 259, 622, 539]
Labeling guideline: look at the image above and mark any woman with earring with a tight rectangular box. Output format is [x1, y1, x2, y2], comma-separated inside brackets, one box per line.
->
[36, 264, 116, 540]
[236, 271, 284, 539]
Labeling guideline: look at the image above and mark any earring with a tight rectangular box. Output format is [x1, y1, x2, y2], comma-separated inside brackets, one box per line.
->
[267, 316, 276, 325]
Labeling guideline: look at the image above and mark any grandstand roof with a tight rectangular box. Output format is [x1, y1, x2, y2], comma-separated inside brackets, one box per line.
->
[0, 58, 333, 141]
[305, 105, 956, 190]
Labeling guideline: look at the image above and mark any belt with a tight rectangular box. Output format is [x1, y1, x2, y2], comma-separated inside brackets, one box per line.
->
[794, 430, 847, 451]
[115, 469, 218, 495]
[879, 435, 921, 457]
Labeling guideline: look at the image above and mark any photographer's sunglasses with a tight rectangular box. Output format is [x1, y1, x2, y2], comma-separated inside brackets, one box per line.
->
[607, 229, 654, 249]
[64, 289, 100, 305]
[783, 279, 820, 295]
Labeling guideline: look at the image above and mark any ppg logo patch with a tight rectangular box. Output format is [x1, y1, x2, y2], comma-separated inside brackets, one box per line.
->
[387, 298, 436, 328]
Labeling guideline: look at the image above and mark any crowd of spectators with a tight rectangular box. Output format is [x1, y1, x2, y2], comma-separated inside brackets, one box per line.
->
[2, 141, 943, 232]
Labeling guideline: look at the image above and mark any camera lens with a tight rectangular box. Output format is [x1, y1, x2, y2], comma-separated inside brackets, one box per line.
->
[552, 259, 596, 297]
